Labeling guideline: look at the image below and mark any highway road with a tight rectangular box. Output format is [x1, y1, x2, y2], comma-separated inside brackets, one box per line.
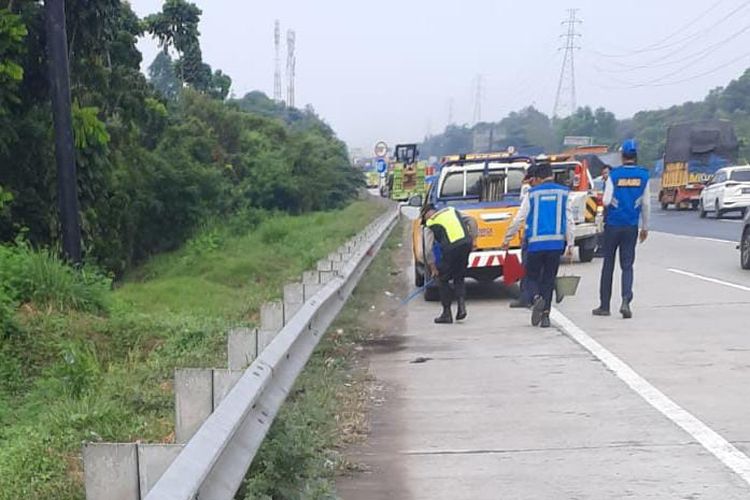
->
[651, 207, 744, 242]
[339, 206, 750, 499]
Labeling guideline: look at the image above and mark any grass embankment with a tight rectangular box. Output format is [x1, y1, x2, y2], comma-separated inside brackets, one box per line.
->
[0, 200, 382, 500]
[240, 220, 405, 499]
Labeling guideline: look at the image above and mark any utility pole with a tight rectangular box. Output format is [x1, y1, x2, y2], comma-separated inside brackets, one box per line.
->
[273, 20, 282, 102]
[45, 0, 81, 264]
[286, 30, 296, 108]
[553, 8, 582, 119]
[472, 75, 482, 124]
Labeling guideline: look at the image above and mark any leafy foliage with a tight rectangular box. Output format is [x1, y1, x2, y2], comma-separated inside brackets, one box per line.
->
[0, 0, 360, 276]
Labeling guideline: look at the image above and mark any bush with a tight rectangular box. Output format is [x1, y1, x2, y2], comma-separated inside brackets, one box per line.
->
[0, 244, 110, 315]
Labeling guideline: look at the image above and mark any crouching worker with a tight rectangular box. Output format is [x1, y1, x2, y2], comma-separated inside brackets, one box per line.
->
[422, 204, 477, 324]
[503, 162, 574, 328]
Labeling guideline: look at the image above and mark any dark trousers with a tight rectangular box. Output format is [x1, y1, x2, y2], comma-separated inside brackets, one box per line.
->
[525, 250, 562, 312]
[599, 225, 638, 310]
[437, 242, 472, 309]
[519, 244, 532, 305]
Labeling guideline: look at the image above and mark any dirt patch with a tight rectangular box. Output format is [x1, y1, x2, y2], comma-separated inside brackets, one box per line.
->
[335, 217, 412, 498]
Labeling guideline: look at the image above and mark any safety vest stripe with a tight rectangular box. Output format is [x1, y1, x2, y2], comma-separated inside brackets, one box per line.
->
[528, 234, 566, 243]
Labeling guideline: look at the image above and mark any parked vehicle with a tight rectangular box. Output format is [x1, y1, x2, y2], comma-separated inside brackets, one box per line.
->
[659, 120, 739, 210]
[388, 144, 428, 202]
[411, 153, 529, 300]
[741, 208, 750, 269]
[699, 166, 750, 218]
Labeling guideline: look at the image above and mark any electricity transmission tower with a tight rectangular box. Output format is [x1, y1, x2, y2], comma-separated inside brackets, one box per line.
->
[472, 75, 483, 124]
[553, 9, 582, 118]
[286, 30, 296, 108]
[448, 97, 454, 126]
[273, 20, 282, 102]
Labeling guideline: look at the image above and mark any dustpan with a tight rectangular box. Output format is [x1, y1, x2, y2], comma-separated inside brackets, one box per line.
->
[555, 254, 580, 303]
[502, 252, 525, 286]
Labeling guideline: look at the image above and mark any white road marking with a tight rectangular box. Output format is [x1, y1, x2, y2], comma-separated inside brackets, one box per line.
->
[668, 268, 750, 293]
[652, 231, 737, 244]
[551, 309, 750, 485]
[718, 219, 743, 224]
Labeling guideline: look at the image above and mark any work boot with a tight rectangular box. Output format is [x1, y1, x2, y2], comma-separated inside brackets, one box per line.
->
[620, 301, 632, 319]
[540, 313, 551, 328]
[456, 298, 467, 321]
[531, 296, 545, 327]
[434, 307, 453, 324]
[592, 307, 611, 317]
[509, 299, 529, 309]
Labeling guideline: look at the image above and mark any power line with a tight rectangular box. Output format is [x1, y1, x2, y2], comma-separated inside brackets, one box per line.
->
[594, 49, 750, 89]
[595, 0, 728, 58]
[596, 0, 750, 60]
[553, 8, 581, 118]
[596, 22, 750, 75]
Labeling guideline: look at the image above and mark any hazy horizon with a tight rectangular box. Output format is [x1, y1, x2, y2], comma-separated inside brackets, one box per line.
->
[129, 0, 750, 153]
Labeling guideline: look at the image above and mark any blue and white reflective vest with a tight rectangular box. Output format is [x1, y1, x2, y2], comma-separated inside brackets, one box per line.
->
[607, 165, 650, 227]
[525, 182, 569, 253]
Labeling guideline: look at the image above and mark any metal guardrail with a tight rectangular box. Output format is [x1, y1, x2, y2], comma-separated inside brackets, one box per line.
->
[144, 207, 399, 500]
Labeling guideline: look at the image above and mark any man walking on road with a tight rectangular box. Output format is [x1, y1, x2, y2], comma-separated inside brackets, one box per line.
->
[509, 171, 537, 309]
[504, 162, 575, 328]
[423, 204, 476, 324]
[593, 140, 650, 319]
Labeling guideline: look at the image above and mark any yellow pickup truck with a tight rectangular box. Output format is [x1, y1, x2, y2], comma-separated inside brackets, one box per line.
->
[410, 153, 530, 301]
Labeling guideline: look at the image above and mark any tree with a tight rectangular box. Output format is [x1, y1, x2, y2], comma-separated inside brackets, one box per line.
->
[148, 51, 180, 100]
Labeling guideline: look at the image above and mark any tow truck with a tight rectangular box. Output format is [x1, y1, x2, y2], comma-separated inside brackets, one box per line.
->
[546, 154, 603, 262]
[410, 152, 530, 301]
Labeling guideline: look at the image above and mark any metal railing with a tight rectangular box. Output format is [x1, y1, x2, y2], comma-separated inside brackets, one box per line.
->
[143, 207, 399, 500]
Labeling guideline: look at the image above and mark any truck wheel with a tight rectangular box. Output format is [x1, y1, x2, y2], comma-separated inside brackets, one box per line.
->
[424, 283, 440, 302]
[579, 244, 595, 263]
[661, 201, 669, 210]
[414, 262, 425, 287]
[742, 229, 750, 270]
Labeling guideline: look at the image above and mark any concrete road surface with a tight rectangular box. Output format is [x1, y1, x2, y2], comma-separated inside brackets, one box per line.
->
[338, 209, 750, 499]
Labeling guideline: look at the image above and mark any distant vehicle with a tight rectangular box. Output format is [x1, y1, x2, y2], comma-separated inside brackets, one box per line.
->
[365, 171, 380, 189]
[699, 166, 750, 218]
[659, 120, 739, 210]
[741, 209, 750, 270]
[410, 153, 529, 300]
[387, 144, 428, 202]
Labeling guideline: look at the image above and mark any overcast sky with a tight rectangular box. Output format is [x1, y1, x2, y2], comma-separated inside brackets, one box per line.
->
[129, 0, 750, 153]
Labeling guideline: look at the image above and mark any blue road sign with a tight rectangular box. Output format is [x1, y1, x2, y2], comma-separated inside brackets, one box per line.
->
[376, 158, 387, 173]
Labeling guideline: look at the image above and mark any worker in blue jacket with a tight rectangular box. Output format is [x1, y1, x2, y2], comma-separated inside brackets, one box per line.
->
[593, 139, 650, 319]
[504, 161, 575, 328]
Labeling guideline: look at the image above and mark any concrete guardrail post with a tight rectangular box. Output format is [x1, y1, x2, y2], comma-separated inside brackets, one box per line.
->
[174, 369, 213, 444]
[227, 327, 258, 371]
[83, 443, 139, 500]
[137, 444, 184, 498]
[258, 300, 284, 351]
[283, 283, 305, 323]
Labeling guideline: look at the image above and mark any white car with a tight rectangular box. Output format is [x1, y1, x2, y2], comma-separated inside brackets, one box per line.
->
[699, 166, 750, 218]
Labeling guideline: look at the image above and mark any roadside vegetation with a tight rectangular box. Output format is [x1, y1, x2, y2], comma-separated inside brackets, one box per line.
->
[0, 200, 382, 499]
[240, 220, 405, 500]
[421, 67, 750, 165]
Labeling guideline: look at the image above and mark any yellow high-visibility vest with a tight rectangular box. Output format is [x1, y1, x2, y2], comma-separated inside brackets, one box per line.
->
[426, 207, 466, 244]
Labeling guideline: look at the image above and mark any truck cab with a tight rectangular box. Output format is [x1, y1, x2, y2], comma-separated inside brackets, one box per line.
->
[388, 143, 427, 201]
[411, 154, 530, 300]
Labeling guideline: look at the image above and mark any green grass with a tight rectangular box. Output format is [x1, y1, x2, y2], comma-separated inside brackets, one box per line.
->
[240, 219, 404, 500]
[0, 200, 382, 500]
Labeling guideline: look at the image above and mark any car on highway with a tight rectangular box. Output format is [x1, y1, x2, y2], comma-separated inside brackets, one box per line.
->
[699, 166, 750, 218]
[742, 208, 750, 269]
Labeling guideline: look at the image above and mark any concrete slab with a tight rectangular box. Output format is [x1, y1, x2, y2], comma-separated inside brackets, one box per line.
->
[137, 444, 184, 497]
[260, 301, 284, 331]
[212, 369, 243, 408]
[83, 443, 139, 500]
[283, 283, 305, 322]
[174, 368, 213, 443]
[339, 230, 750, 499]
[227, 327, 257, 370]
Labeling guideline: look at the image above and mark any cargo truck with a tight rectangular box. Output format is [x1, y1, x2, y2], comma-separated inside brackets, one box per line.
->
[659, 120, 739, 210]
[388, 144, 428, 202]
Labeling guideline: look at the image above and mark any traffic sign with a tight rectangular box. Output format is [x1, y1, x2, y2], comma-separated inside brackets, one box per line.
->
[374, 141, 388, 158]
[376, 158, 388, 173]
